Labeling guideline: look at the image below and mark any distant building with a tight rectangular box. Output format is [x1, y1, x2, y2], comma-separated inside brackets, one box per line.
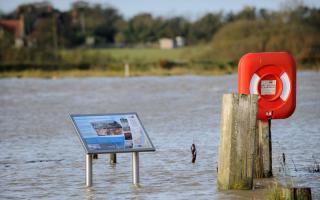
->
[0, 15, 25, 48]
[175, 36, 185, 48]
[159, 36, 185, 49]
[159, 38, 175, 49]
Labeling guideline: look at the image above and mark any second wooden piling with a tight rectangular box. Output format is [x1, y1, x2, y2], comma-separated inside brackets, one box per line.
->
[255, 120, 272, 178]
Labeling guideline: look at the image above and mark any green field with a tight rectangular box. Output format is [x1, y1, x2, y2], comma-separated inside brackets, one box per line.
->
[1, 47, 318, 78]
[60, 47, 204, 63]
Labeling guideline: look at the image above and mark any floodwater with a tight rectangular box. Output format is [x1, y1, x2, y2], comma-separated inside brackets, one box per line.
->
[0, 72, 319, 199]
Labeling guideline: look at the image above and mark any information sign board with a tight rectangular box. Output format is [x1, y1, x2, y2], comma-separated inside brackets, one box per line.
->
[70, 113, 155, 154]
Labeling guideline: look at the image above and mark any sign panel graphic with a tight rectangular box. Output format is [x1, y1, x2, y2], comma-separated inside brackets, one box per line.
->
[70, 113, 155, 154]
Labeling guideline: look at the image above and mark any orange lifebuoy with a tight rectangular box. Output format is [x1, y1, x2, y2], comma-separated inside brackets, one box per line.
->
[238, 52, 296, 120]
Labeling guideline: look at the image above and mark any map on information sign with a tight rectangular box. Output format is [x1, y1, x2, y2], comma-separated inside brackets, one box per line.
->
[70, 113, 155, 154]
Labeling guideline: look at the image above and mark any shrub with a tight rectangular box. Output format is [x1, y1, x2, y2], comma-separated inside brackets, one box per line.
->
[159, 59, 176, 69]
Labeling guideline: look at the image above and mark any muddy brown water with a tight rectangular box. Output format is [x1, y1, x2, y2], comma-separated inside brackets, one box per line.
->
[0, 72, 319, 199]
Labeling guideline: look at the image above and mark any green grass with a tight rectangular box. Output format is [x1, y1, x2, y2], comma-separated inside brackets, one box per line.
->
[60, 47, 191, 63]
[1, 46, 319, 78]
[0, 67, 235, 79]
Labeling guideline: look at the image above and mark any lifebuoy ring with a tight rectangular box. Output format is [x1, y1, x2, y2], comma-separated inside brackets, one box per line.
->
[249, 72, 291, 101]
[238, 52, 296, 120]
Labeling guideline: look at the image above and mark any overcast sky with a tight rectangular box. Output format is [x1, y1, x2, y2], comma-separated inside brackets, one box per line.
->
[1, 0, 319, 19]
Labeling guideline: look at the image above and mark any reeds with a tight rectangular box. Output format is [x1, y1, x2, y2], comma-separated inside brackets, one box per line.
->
[308, 154, 320, 173]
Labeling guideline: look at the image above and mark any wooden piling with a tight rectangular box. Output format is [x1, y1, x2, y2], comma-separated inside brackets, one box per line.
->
[218, 93, 258, 190]
[255, 120, 272, 178]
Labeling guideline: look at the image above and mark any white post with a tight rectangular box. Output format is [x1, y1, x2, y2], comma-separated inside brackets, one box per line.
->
[132, 152, 139, 185]
[125, 63, 130, 77]
[86, 154, 92, 187]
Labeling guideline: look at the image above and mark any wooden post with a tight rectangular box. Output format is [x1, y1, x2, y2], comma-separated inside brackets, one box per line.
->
[255, 120, 272, 178]
[282, 187, 312, 200]
[110, 153, 117, 164]
[218, 93, 258, 190]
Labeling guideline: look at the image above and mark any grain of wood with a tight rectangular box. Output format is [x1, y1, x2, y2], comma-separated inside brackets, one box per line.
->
[255, 120, 272, 178]
[218, 93, 258, 190]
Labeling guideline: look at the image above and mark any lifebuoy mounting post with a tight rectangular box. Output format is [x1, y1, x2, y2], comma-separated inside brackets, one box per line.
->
[237, 52, 296, 178]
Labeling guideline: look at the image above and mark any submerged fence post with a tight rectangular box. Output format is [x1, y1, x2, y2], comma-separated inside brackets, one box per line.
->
[255, 120, 273, 178]
[218, 93, 258, 190]
[110, 153, 117, 164]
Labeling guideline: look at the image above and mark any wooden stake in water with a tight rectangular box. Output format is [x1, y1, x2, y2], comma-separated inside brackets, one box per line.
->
[191, 143, 197, 163]
[217, 93, 258, 190]
[110, 153, 117, 164]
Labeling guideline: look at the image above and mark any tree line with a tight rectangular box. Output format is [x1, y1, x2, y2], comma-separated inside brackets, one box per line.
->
[0, 1, 319, 72]
[0, 1, 226, 48]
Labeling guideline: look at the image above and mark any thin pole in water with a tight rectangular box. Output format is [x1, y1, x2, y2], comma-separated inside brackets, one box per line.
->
[86, 154, 92, 187]
[132, 152, 139, 185]
[191, 143, 197, 163]
[268, 118, 273, 177]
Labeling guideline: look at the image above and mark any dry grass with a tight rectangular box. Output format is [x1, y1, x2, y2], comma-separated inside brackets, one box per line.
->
[0, 66, 237, 78]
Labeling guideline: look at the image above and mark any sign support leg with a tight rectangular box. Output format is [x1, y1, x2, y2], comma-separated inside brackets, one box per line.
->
[86, 154, 93, 187]
[132, 152, 139, 185]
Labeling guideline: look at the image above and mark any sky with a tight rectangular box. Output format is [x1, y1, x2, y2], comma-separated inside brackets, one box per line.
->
[1, 0, 320, 20]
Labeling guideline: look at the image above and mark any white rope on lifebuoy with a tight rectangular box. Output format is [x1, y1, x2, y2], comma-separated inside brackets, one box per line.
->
[249, 73, 260, 94]
[280, 72, 290, 101]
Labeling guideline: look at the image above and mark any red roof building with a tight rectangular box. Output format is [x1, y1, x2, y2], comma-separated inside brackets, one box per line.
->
[0, 16, 25, 38]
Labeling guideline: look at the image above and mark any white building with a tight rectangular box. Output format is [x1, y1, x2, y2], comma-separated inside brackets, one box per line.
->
[159, 36, 185, 49]
[159, 38, 175, 49]
[175, 36, 185, 48]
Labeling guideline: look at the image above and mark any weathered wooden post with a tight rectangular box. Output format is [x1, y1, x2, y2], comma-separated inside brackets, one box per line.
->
[255, 120, 272, 178]
[218, 93, 258, 190]
[110, 153, 117, 164]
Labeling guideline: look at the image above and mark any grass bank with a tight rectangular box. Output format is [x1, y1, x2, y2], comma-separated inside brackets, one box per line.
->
[1, 47, 319, 78]
[0, 67, 236, 78]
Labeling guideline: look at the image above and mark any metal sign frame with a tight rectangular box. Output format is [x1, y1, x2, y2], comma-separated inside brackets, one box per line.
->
[70, 112, 156, 154]
[70, 112, 156, 187]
